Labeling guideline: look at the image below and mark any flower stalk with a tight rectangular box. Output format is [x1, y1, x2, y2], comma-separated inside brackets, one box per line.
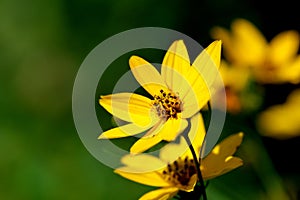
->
[183, 133, 207, 200]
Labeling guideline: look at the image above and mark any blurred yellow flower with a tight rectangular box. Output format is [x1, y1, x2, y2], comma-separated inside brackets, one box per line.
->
[115, 114, 244, 200]
[217, 60, 264, 114]
[220, 61, 250, 92]
[256, 89, 300, 139]
[218, 60, 250, 113]
[99, 40, 222, 153]
[211, 18, 300, 84]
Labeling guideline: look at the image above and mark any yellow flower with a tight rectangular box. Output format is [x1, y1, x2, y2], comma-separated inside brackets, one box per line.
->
[256, 89, 300, 139]
[217, 60, 263, 114]
[98, 40, 222, 153]
[218, 60, 251, 113]
[211, 18, 300, 84]
[220, 60, 250, 93]
[114, 114, 244, 200]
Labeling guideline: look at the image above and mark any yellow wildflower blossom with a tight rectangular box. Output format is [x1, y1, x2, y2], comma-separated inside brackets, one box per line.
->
[256, 89, 300, 139]
[218, 60, 251, 113]
[220, 60, 250, 93]
[217, 60, 263, 114]
[211, 18, 300, 84]
[115, 114, 244, 200]
[98, 40, 222, 153]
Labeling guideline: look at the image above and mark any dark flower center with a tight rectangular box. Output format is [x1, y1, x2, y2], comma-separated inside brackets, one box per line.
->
[162, 156, 197, 186]
[153, 89, 182, 120]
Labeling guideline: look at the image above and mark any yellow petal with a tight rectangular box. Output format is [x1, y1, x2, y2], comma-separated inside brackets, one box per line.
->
[180, 41, 222, 118]
[139, 187, 179, 200]
[120, 154, 166, 172]
[268, 30, 300, 66]
[142, 119, 165, 138]
[201, 132, 244, 180]
[159, 113, 205, 163]
[210, 27, 235, 63]
[100, 93, 155, 126]
[130, 135, 163, 154]
[179, 113, 206, 159]
[193, 40, 222, 70]
[256, 90, 300, 139]
[230, 18, 267, 66]
[159, 136, 188, 164]
[189, 113, 206, 158]
[192, 40, 222, 87]
[114, 169, 171, 187]
[159, 117, 188, 141]
[161, 40, 191, 94]
[130, 118, 187, 154]
[212, 132, 243, 157]
[180, 66, 210, 118]
[129, 56, 168, 97]
[201, 156, 243, 180]
[98, 123, 148, 139]
[220, 60, 250, 92]
[279, 55, 300, 84]
[213, 18, 267, 66]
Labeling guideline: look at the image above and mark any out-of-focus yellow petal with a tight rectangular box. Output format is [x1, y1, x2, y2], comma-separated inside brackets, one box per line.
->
[161, 40, 190, 94]
[210, 27, 235, 63]
[279, 55, 300, 84]
[98, 123, 148, 139]
[100, 93, 155, 126]
[120, 154, 166, 172]
[139, 187, 179, 200]
[230, 18, 267, 66]
[268, 30, 300, 66]
[129, 56, 168, 97]
[114, 169, 171, 187]
[219, 60, 250, 92]
[212, 18, 267, 66]
[201, 132, 244, 180]
[256, 89, 300, 139]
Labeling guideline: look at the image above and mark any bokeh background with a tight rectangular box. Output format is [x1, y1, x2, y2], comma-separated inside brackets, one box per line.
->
[1, 0, 299, 199]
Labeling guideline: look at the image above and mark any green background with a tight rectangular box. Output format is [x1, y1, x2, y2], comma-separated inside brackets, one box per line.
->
[1, 0, 299, 199]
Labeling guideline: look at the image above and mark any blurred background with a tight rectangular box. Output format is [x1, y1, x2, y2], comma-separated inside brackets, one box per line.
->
[0, 0, 299, 199]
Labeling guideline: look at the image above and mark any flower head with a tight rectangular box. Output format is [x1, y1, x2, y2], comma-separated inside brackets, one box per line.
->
[99, 40, 222, 153]
[211, 18, 300, 84]
[114, 114, 244, 200]
[217, 60, 263, 114]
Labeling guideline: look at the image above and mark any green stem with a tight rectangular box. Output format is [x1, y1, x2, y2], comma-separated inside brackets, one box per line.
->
[184, 134, 207, 200]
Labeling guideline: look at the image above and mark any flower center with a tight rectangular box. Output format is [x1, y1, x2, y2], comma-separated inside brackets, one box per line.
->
[162, 156, 197, 186]
[152, 89, 182, 120]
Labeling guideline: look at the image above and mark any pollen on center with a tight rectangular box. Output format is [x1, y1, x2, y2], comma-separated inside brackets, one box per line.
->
[152, 89, 182, 120]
